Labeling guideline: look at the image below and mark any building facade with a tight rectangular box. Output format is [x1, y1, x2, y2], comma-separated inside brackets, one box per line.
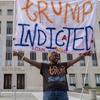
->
[0, 0, 100, 91]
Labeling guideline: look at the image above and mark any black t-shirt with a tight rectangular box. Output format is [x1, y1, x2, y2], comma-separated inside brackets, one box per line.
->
[40, 62, 69, 91]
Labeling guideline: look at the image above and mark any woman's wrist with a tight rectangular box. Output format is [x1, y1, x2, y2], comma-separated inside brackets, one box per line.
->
[21, 55, 25, 61]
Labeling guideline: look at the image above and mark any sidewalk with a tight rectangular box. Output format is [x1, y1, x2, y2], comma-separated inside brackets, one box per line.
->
[0, 91, 100, 100]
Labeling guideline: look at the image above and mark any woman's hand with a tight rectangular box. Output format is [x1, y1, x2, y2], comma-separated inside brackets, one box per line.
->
[79, 51, 92, 57]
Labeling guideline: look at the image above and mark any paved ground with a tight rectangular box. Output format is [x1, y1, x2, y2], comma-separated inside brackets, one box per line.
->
[0, 92, 100, 100]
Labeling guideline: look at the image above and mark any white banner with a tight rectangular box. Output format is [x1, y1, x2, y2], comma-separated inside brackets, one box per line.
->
[14, 0, 96, 53]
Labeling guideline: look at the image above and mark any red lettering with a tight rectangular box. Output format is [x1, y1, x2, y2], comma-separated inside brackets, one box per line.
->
[38, 1, 53, 23]
[51, 0, 62, 15]
[22, 0, 38, 22]
[21, 0, 94, 24]
[49, 66, 66, 75]
[62, 35, 67, 40]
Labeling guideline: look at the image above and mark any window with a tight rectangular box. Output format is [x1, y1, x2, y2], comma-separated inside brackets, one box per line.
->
[80, 57, 85, 66]
[6, 36, 12, 47]
[0, 9, 2, 15]
[30, 51, 36, 66]
[92, 53, 98, 66]
[95, 74, 100, 86]
[4, 74, 12, 89]
[18, 51, 24, 66]
[30, 51, 36, 60]
[6, 52, 12, 60]
[5, 52, 12, 66]
[17, 74, 25, 89]
[82, 74, 88, 86]
[6, 21, 13, 34]
[0, 21, 1, 34]
[69, 74, 76, 86]
[42, 53, 48, 61]
[6, 36, 12, 66]
[67, 54, 73, 61]
[67, 54, 73, 66]
[7, 9, 13, 15]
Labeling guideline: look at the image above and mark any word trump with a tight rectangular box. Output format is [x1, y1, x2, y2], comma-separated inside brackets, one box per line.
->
[15, 23, 93, 52]
[22, 0, 94, 24]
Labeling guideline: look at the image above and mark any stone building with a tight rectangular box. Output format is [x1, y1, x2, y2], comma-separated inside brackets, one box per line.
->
[0, 0, 100, 91]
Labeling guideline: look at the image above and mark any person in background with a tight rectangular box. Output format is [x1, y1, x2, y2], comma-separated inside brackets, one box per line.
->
[13, 50, 92, 100]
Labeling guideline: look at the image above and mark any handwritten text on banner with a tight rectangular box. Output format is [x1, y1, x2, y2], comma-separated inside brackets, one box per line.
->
[14, 0, 96, 53]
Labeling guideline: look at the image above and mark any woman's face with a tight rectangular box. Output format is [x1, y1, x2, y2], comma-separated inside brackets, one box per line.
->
[49, 52, 60, 64]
